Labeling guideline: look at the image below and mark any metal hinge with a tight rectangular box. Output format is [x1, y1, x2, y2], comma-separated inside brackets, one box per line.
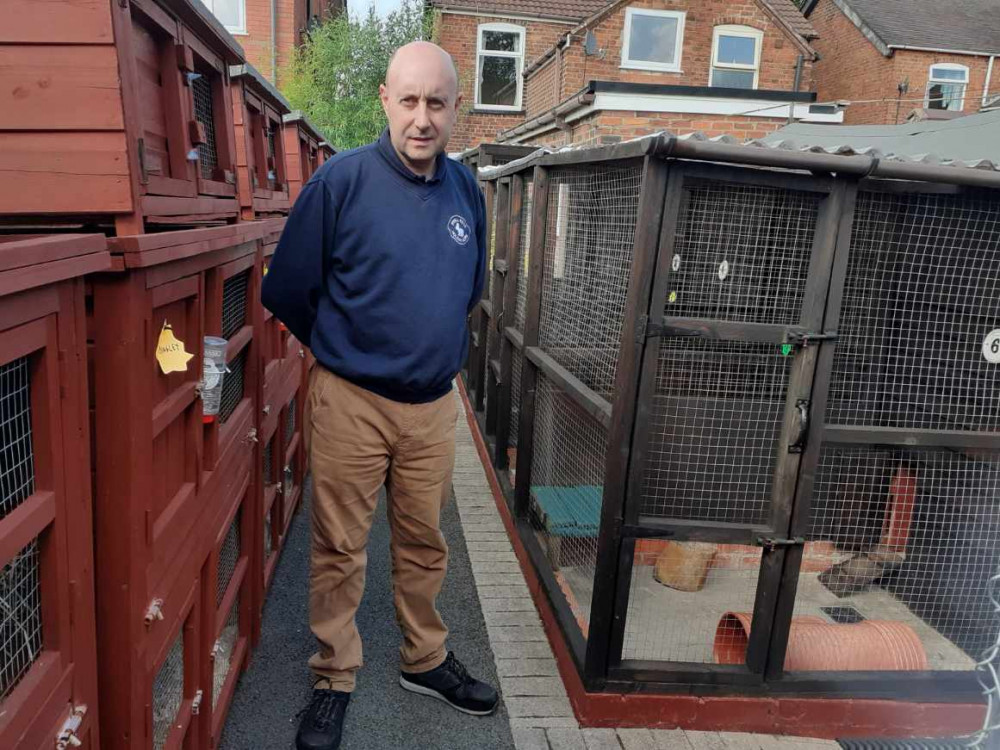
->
[784, 330, 838, 347]
[245, 427, 259, 445]
[635, 315, 679, 343]
[755, 536, 805, 552]
[56, 705, 88, 749]
[191, 690, 205, 716]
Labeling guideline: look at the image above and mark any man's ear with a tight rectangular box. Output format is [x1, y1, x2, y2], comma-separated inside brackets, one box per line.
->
[379, 83, 390, 116]
[454, 92, 463, 113]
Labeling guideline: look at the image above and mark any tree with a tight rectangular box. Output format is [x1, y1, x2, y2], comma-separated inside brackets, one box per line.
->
[283, 0, 433, 150]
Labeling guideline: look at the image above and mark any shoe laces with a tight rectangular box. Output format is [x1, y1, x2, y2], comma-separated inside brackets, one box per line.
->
[445, 652, 473, 685]
[298, 687, 348, 730]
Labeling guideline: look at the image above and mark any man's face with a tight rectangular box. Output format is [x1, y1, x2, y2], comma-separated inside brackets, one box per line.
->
[380, 47, 461, 177]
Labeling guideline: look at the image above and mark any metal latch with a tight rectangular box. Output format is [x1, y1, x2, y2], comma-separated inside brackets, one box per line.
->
[191, 690, 205, 716]
[56, 705, 88, 749]
[756, 536, 806, 552]
[143, 598, 164, 626]
[784, 330, 838, 347]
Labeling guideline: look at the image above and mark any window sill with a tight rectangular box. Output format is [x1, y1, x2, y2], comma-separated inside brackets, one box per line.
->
[620, 63, 683, 74]
[469, 108, 526, 116]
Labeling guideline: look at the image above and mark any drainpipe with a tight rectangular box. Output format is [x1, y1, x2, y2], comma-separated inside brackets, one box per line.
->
[984, 55, 996, 107]
[271, 0, 278, 83]
[793, 54, 804, 92]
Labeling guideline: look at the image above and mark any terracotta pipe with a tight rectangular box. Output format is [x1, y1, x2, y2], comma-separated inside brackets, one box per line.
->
[714, 612, 928, 671]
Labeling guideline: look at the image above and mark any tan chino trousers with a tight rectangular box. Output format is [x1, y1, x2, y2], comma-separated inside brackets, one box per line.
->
[305, 366, 457, 692]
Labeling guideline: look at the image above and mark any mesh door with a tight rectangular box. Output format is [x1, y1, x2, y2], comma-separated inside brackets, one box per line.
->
[0, 541, 42, 703]
[626, 179, 820, 665]
[263, 438, 273, 484]
[263, 508, 273, 561]
[212, 596, 240, 708]
[1, 356, 41, 702]
[219, 349, 247, 423]
[192, 74, 219, 181]
[216, 509, 242, 607]
[284, 398, 297, 445]
[152, 631, 184, 750]
[222, 270, 250, 340]
[1, 357, 35, 520]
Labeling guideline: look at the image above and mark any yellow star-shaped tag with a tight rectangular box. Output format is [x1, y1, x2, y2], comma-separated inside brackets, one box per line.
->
[155, 321, 194, 374]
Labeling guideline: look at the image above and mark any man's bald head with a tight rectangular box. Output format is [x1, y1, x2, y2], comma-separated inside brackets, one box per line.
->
[385, 41, 459, 97]
[379, 41, 463, 178]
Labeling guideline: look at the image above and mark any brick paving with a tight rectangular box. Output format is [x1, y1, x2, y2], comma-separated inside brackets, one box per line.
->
[450, 389, 839, 750]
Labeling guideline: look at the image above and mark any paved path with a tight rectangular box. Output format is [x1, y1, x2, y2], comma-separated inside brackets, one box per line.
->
[220, 479, 512, 749]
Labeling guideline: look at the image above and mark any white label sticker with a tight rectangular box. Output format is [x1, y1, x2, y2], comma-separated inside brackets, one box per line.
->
[718, 260, 730, 281]
[671, 254, 681, 272]
[983, 329, 1000, 363]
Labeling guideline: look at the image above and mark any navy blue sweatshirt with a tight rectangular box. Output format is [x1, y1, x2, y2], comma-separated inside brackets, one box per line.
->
[261, 129, 486, 403]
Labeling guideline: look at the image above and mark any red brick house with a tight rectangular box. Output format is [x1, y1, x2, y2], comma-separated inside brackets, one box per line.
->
[199, 0, 343, 85]
[434, 0, 840, 151]
[430, 1, 612, 152]
[803, 0, 1000, 125]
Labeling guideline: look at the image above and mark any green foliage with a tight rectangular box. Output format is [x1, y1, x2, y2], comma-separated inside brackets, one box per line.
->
[283, 1, 434, 150]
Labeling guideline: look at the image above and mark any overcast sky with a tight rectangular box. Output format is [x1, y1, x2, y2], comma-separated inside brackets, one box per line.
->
[347, 0, 403, 16]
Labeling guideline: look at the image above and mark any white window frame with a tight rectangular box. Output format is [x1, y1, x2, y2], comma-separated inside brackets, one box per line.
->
[925, 63, 969, 111]
[476, 22, 525, 112]
[201, 0, 246, 35]
[620, 8, 686, 73]
[710, 25, 763, 89]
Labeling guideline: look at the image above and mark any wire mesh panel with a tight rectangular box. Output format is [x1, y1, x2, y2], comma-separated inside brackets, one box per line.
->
[219, 349, 247, 424]
[826, 192, 1000, 431]
[152, 630, 184, 750]
[792, 447, 999, 672]
[263, 438, 273, 484]
[284, 397, 296, 446]
[1, 357, 35, 520]
[622, 541, 763, 663]
[263, 508, 273, 561]
[0, 540, 42, 703]
[528, 372, 608, 639]
[216, 508, 241, 607]
[487, 190, 498, 306]
[537, 164, 642, 399]
[665, 180, 819, 325]
[513, 178, 533, 333]
[509, 348, 522, 452]
[640, 340, 793, 524]
[192, 74, 219, 181]
[789, 190, 1000, 675]
[222, 270, 250, 340]
[212, 596, 240, 708]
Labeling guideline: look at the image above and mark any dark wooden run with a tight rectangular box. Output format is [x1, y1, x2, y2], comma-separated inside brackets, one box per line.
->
[463, 134, 1000, 715]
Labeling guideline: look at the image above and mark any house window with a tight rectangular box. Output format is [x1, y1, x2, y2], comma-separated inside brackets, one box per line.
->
[477, 23, 524, 110]
[926, 64, 968, 111]
[201, 0, 246, 35]
[621, 8, 685, 72]
[710, 25, 762, 89]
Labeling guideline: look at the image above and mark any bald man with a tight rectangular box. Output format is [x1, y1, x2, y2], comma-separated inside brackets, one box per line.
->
[262, 41, 497, 750]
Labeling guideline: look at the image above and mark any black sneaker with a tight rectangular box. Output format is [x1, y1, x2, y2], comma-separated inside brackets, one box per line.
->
[399, 652, 500, 716]
[295, 684, 350, 750]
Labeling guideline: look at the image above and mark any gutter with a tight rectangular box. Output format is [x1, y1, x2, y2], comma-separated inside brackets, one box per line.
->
[499, 88, 595, 141]
[889, 44, 1000, 58]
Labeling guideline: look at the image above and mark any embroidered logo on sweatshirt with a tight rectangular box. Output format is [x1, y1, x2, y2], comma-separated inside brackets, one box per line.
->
[447, 215, 471, 245]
